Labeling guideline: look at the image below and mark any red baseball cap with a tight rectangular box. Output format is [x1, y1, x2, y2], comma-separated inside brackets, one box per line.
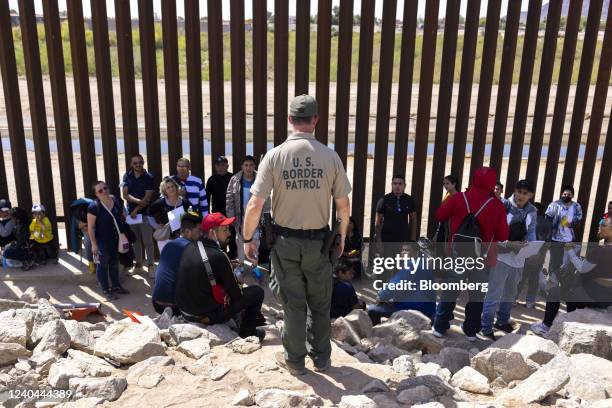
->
[201, 212, 236, 231]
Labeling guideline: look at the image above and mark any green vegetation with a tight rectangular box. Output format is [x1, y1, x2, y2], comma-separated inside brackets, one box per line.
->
[10, 22, 605, 84]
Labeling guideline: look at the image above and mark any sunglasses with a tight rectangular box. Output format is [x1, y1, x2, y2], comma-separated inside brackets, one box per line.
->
[133, 161, 144, 165]
[97, 186, 109, 193]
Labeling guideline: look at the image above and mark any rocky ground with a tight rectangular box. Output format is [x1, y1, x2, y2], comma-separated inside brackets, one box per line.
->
[1, 284, 612, 408]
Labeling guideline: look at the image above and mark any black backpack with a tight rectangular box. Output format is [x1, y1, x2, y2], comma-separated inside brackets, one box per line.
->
[451, 193, 494, 260]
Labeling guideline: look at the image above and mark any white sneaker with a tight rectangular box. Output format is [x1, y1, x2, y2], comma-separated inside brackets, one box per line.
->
[530, 322, 550, 336]
[431, 329, 444, 338]
[460, 324, 477, 342]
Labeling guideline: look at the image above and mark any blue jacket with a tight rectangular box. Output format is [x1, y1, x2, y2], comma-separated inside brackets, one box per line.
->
[378, 264, 436, 318]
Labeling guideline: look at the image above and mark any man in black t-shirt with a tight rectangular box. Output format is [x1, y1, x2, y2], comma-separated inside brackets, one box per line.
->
[374, 175, 417, 254]
[205, 156, 236, 258]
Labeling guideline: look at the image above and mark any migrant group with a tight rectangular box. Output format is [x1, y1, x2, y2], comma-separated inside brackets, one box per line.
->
[1, 154, 611, 345]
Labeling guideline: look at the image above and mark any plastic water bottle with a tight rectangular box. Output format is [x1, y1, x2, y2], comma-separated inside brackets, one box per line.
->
[252, 266, 263, 280]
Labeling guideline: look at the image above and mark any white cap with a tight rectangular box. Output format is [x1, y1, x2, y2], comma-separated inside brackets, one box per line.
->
[32, 204, 45, 213]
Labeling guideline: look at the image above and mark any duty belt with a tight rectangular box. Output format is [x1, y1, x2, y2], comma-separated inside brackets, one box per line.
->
[273, 225, 329, 240]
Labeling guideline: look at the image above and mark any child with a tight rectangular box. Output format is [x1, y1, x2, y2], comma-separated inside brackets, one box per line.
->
[0, 199, 15, 250]
[29, 204, 57, 263]
[330, 258, 366, 318]
[3, 207, 34, 270]
[367, 243, 436, 325]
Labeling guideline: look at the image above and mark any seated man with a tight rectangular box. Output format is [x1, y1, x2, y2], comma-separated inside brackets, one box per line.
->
[330, 258, 365, 319]
[152, 213, 202, 315]
[368, 244, 436, 325]
[175, 212, 265, 340]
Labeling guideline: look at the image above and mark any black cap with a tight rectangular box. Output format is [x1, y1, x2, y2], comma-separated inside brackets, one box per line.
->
[0, 199, 11, 211]
[516, 179, 535, 193]
[215, 156, 228, 164]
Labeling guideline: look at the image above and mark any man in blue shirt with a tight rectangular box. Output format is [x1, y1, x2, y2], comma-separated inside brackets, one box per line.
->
[121, 154, 156, 274]
[152, 213, 202, 315]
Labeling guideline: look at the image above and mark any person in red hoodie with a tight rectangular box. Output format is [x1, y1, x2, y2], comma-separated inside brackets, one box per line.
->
[432, 167, 509, 341]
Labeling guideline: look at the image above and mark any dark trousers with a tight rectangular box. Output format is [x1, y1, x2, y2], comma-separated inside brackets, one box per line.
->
[97, 242, 120, 292]
[516, 254, 546, 304]
[433, 267, 490, 336]
[152, 299, 181, 316]
[367, 303, 397, 326]
[549, 241, 567, 273]
[3, 244, 32, 262]
[228, 226, 238, 259]
[543, 285, 611, 327]
[31, 239, 58, 261]
[0, 234, 14, 248]
[183, 286, 264, 338]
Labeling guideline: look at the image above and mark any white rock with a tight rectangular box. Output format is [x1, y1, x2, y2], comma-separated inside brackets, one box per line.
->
[491, 333, 561, 365]
[33, 320, 71, 355]
[0, 315, 28, 347]
[154, 307, 177, 330]
[254, 389, 323, 408]
[411, 403, 445, 408]
[451, 366, 491, 394]
[184, 355, 212, 376]
[201, 324, 237, 346]
[232, 388, 254, 406]
[396, 385, 434, 405]
[28, 351, 57, 375]
[338, 395, 378, 408]
[547, 308, 612, 359]
[362, 379, 389, 393]
[498, 353, 571, 404]
[229, 336, 261, 354]
[344, 309, 373, 338]
[94, 321, 167, 364]
[389, 310, 432, 331]
[159, 329, 177, 347]
[54, 397, 104, 408]
[565, 353, 612, 402]
[332, 317, 362, 346]
[126, 356, 174, 388]
[31, 299, 62, 344]
[392, 355, 416, 376]
[372, 318, 421, 351]
[210, 364, 231, 381]
[69, 377, 127, 402]
[176, 337, 211, 359]
[471, 347, 538, 382]
[48, 353, 114, 389]
[63, 320, 96, 353]
[168, 324, 205, 344]
[416, 362, 451, 382]
[0, 343, 32, 366]
[397, 375, 458, 399]
[592, 400, 612, 408]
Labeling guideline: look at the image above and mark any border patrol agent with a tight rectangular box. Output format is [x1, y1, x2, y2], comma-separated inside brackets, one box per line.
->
[242, 95, 352, 375]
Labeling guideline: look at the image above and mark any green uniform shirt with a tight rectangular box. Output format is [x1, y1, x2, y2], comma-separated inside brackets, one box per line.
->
[251, 132, 352, 230]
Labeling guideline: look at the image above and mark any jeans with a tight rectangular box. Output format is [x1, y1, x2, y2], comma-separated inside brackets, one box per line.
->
[481, 262, 523, 334]
[131, 222, 155, 266]
[367, 303, 397, 326]
[82, 231, 93, 262]
[433, 267, 489, 337]
[96, 241, 120, 292]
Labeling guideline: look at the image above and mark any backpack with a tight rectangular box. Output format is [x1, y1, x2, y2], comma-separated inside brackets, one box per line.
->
[451, 193, 494, 260]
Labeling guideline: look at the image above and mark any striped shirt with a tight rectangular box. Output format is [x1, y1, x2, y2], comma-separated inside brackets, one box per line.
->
[172, 175, 209, 216]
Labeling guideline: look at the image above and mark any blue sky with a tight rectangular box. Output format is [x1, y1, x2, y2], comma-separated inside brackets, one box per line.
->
[10, 0, 531, 20]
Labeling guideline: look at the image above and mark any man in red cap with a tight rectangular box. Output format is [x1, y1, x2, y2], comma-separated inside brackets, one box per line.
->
[174, 212, 265, 341]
